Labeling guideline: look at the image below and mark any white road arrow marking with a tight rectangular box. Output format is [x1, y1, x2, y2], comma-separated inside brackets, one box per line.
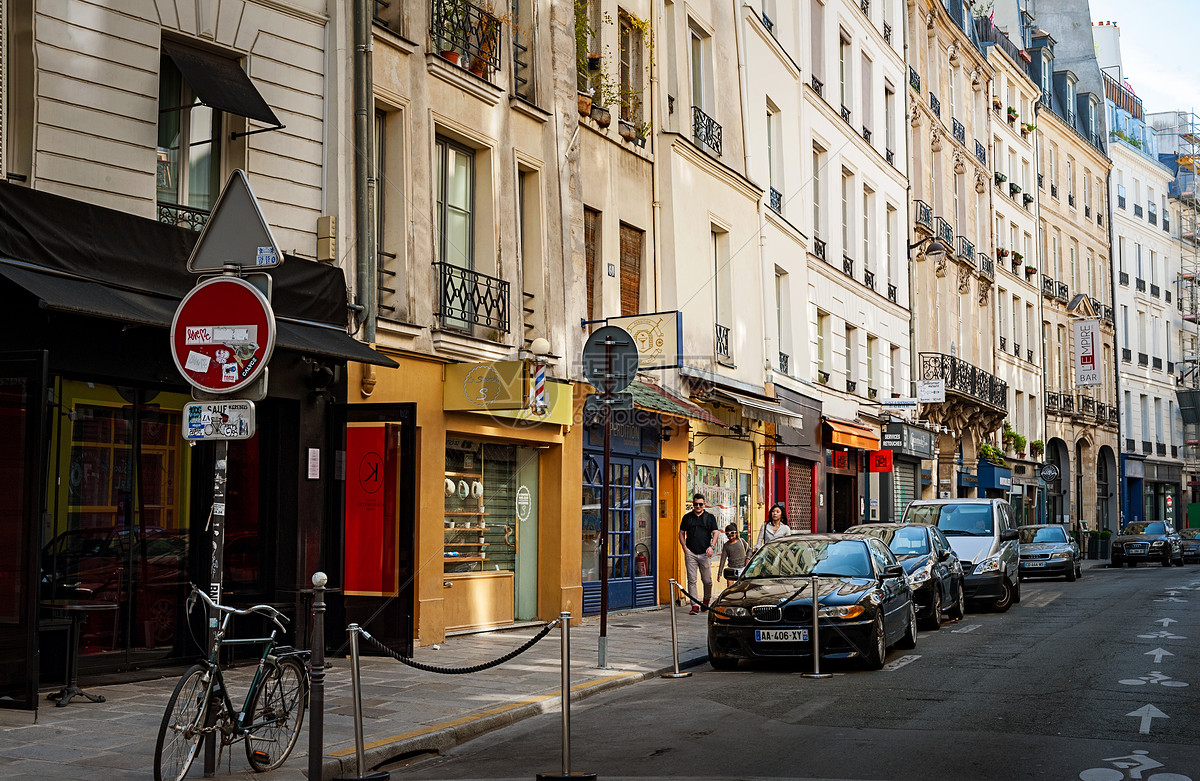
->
[883, 654, 920, 671]
[1138, 630, 1185, 640]
[951, 624, 981, 633]
[1153, 597, 1187, 603]
[1146, 648, 1175, 663]
[1127, 704, 1168, 734]
[1155, 618, 1178, 626]
[1164, 591, 1181, 596]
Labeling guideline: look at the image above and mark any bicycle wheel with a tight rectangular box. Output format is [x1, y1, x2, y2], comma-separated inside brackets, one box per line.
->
[245, 657, 308, 772]
[154, 664, 211, 781]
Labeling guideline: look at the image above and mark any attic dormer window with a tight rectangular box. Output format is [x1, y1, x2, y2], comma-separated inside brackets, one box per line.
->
[1040, 54, 1051, 96]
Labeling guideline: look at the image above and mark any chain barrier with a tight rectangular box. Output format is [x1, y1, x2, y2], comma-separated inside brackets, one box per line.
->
[357, 619, 561, 675]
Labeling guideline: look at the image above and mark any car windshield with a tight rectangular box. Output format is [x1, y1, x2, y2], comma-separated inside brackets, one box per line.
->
[1181, 529, 1200, 540]
[1018, 526, 1068, 544]
[1123, 522, 1167, 535]
[850, 526, 929, 556]
[909, 504, 994, 536]
[742, 539, 873, 578]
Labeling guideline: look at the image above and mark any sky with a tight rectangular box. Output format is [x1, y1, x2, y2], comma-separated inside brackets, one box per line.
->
[1087, 0, 1200, 116]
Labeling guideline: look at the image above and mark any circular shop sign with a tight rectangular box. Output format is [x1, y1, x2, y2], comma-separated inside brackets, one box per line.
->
[1039, 463, 1060, 483]
[170, 276, 276, 394]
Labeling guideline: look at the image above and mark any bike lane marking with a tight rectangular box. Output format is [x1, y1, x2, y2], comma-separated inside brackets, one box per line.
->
[1126, 704, 1168, 735]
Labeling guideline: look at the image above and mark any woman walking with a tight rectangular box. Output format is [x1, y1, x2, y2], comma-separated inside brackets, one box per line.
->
[757, 502, 791, 548]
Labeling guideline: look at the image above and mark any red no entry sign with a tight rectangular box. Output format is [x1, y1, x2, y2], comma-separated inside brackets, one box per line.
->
[170, 276, 275, 394]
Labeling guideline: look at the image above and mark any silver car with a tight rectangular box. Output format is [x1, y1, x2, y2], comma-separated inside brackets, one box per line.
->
[1017, 524, 1082, 582]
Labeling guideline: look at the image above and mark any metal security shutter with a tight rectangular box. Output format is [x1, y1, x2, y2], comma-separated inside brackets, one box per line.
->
[893, 460, 918, 521]
[619, 223, 643, 316]
[787, 460, 813, 531]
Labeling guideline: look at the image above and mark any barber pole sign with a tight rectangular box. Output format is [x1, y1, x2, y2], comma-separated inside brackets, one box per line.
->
[532, 361, 548, 414]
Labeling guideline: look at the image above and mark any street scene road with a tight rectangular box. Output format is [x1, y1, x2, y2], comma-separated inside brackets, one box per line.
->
[389, 566, 1200, 781]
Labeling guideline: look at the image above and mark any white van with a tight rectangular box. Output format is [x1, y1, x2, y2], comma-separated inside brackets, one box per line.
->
[901, 499, 1021, 612]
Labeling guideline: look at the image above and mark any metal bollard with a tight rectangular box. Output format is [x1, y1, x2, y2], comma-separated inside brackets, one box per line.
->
[308, 572, 327, 781]
[662, 580, 691, 679]
[536, 613, 595, 781]
[801, 574, 831, 679]
[332, 624, 389, 781]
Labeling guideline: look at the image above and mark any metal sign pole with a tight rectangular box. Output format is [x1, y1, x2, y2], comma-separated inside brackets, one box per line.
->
[203, 438, 229, 777]
[599, 366, 611, 668]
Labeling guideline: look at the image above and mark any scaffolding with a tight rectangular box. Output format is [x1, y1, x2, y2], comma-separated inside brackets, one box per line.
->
[1153, 110, 1200, 495]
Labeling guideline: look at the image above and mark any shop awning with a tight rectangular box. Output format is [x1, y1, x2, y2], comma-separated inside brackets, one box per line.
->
[628, 377, 723, 425]
[713, 388, 804, 426]
[161, 39, 281, 127]
[0, 261, 398, 368]
[824, 417, 881, 450]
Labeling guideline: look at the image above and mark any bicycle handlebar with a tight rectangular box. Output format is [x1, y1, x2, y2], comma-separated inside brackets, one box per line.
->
[188, 585, 289, 632]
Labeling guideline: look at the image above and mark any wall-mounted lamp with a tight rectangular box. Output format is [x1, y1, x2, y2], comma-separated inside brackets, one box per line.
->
[908, 235, 950, 263]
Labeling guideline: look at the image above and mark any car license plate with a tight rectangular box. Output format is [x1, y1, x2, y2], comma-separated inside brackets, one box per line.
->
[755, 629, 808, 642]
[1024, 562, 1047, 568]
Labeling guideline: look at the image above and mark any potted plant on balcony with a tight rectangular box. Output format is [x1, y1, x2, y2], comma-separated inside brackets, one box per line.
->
[996, 247, 1009, 258]
[618, 118, 637, 141]
[995, 171, 1007, 186]
[1001, 422, 1015, 453]
[1030, 439, 1045, 459]
[1025, 263, 1038, 278]
[1022, 122, 1036, 135]
[1023, 192, 1035, 206]
[1013, 433, 1027, 458]
[1011, 251, 1023, 272]
[992, 95, 1003, 110]
[1010, 182, 1022, 197]
[1007, 106, 1018, 122]
[979, 442, 1009, 467]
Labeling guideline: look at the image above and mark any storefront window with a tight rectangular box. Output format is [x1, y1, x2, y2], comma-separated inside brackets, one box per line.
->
[444, 439, 519, 574]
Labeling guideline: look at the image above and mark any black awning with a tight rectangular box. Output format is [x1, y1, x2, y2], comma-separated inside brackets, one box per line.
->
[0, 261, 398, 368]
[162, 39, 281, 127]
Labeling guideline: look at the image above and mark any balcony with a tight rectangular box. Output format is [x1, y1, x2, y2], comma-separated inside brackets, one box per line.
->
[936, 216, 954, 246]
[1051, 184, 1058, 198]
[887, 283, 898, 303]
[841, 105, 852, 124]
[860, 0, 870, 14]
[1134, 203, 1144, 218]
[761, 10, 774, 32]
[957, 236, 975, 265]
[813, 237, 827, 260]
[930, 92, 941, 117]
[1042, 274, 1055, 299]
[1026, 349, 1033, 362]
[952, 118, 966, 145]
[1085, 205, 1091, 219]
[1014, 341, 1021, 357]
[974, 140, 987, 166]
[811, 75, 824, 98]
[1097, 402, 1108, 422]
[1055, 281, 1069, 303]
[818, 369, 830, 384]
[864, 269, 876, 290]
[1046, 392, 1059, 413]
[1136, 278, 1146, 292]
[1119, 271, 1129, 286]
[692, 106, 723, 156]
[1097, 211, 1104, 226]
[1118, 195, 1126, 210]
[1000, 335, 1007, 351]
[909, 67, 921, 93]
[1125, 438, 1136, 453]
[1038, 173, 1044, 189]
[1122, 347, 1132, 362]
[1151, 283, 1160, 298]
[1101, 305, 1114, 325]
[434, 262, 511, 333]
[1059, 394, 1074, 414]
[1164, 216, 1170, 232]
[430, 0, 502, 78]
[884, 22, 892, 44]
[157, 202, 210, 232]
[715, 323, 730, 357]
[915, 200, 934, 234]
[862, 126, 873, 144]
[1080, 395, 1096, 417]
[843, 255, 855, 278]
[1068, 193, 1076, 208]
[886, 148, 895, 166]
[1138, 352, 1149, 366]
[778, 351, 789, 375]
[1142, 440, 1152, 455]
[979, 254, 994, 280]
[769, 187, 783, 213]
[919, 352, 1008, 411]
[1149, 206, 1158, 225]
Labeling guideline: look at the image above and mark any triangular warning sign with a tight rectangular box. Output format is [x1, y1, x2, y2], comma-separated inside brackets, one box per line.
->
[186, 169, 283, 272]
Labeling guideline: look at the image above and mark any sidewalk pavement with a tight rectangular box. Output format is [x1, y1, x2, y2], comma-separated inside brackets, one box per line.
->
[0, 603, 711, 781]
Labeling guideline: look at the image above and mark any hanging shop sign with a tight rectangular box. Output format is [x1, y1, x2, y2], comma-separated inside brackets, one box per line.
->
[1073, 318, 1101, 387]
[444, 360, 528, 411]
[869, 450, 894, 472]
[882, 422, 936, 459]
[170, 276, 276, 394]
[606, 310, 682, 369]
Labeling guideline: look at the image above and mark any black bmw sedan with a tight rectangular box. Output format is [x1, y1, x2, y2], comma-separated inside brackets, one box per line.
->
[707, 534, 917, 671]
[845, 522, 966, 629]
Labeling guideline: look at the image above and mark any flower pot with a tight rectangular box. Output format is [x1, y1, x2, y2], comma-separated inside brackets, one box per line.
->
[1024, 266, 1037, 276]
[440, 50, 461, 65]
[468, 58, 486, 77]
[618, 120, 637, 141]
[578, 92, 593, 117]
[590, 105, 611, 128]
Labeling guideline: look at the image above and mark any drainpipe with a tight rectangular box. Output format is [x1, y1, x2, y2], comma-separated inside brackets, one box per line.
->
[354, 0, 377, 352]
[652, 0, 664, 313]
[1105, 167, 1120, 531]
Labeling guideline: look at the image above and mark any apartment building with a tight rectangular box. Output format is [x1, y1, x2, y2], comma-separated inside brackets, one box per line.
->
[979, 5, 1045, 525]
[1093, 23, 1182, 526]
[1027, 7, 1118, 533]
[906, 0, 1009, 500]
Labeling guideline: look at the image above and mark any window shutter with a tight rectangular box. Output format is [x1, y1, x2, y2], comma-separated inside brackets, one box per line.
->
[619, 223, 643, 317]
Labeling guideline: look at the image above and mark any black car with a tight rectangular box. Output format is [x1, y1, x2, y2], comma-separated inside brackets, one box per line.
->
[844, 523, 965, 630]
[708, 534, 917, 671]
[1111, 521, 1184, 568]
[1017, 524, 1082, 581]
[1181, 528, 1200, 563]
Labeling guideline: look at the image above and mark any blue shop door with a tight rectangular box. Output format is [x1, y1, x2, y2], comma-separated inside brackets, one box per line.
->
[582, 456, 656, 614]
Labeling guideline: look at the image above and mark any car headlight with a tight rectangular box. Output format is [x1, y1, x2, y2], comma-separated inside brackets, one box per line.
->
[907, 567, 932, 586]
[818, 604, 865, 619]
[1051, 552, 1071, 560]
[1150, 540, 1166, 547]
[716, 605, 749, 618]
[975, 555, 1002, 574]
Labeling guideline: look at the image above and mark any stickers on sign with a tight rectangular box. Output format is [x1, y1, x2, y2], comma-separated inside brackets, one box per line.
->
[256, 246, 278, 266]
[186, 352, 211, 372]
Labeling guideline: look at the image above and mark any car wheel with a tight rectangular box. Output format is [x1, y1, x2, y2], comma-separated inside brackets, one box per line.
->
[991, 578, 1014, 613]
[707, 643, 738, 670]
[1012, 573, 1022, 604]
[1065, 563, 1077, 582]
[1175, 555, 1185, 567]
[919, 586, 942, 631]
[946, 579, 966, 621]
[1162, 555, 1173, 568]
[897, 602, 918, 650]
[1075, 561, 1083, 579]
[862, 615, 887, 670]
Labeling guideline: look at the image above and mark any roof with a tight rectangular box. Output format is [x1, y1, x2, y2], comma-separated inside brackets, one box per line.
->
[627, 378, 723, 425]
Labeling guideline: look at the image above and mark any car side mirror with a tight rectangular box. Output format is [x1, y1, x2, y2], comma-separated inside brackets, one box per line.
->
[882, 564, 905, 579]
[938, 549, 952, 561]
[723, 567, 743, 580]
[1001, 529, 1019, 542]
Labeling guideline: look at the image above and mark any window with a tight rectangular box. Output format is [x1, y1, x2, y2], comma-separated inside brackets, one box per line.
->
[619, 14, 645, 123]
[861, 53, 873, 131]
[776, 269, 789, 360]
[1041, 54, 1051, 97]
[813, 146, 825, 238]
[845, 324, 857, 382]
[512, 0, 536, 100]
[619, 223, 643, 316]
[376, 108, 408, 320]
[766, 102, 781, 192]
[866, 335, 878, 389]
[810, 0, 824, 81]
[157, 52, 224, 212]
[713, 227, 733, 354]
[890, 345, 901, 394]
[584, 207, 600, 320]
[839, 33, 851, 109]
[863, 188, 873, 271]
[884, 85, 895, 151]
[518, 166, 545, 336]
[1120, 305, 1129, 350]
[842, 170, 852, 256]
[1138, 310, 1147, 352]
[817, 310, 829, 376]
[690, 24, 711, 113]
[886, 204, 897, 286]
[1067, 159, 1074, 201]
[1140, 395, 1149, 442]
[435, 136, 475, 270]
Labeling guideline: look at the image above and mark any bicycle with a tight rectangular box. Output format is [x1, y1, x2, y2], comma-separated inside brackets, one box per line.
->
[153, 586, 310, 781]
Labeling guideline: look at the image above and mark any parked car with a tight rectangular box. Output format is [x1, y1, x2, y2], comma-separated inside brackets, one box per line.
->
[901, 499, 1021, 612]
[1017, 524, 1082, 581]
[1181, 528, 1200, 564]
[1111, 521, 1184, 568]
[844, 523, 965, 629]
[708, 534, 917, 671]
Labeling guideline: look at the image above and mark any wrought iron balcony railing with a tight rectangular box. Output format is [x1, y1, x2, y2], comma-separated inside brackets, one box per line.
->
[1134, 203, 1144, 218]
[1080, 395, 1096, 416]
[975, 139, 987, 166]
[1027, 349, 1033, 362]
[692, 105, 723, 156]
[919, 352, 1008, 411]
[886, 148, 895, 165]
[1122, 348, 1132, 362]
[843, 255, 855, 278]
[769, 187, 783, 213]
[1055, 281, 1069, 303]
[1153, 357, 1163, 370]
[884, 22, 892, 44]
[887, 283, 898, 303]
[1119, 271, 1129, 286]
[909, 67, 921, 93]
[1138, 352, 1149, 366]
[1109, 407, 1118, 424]
[979, 254, 994, 279]
[1136, 278, 1146, 292]
[957, 235, 975, 265]
[1151, 283, 1160, 298]
[1059, 394, 1074, 414]
[1118, 195, 1126, 209]
[841, 105, 852, 124]
[778, 352, 789, 374]
[1102, 305, 1115, 325]
[1013, 341, 1021, 356]
[915, 200, 934, 233]
[1051, 184, 1058, 198]
[1046, 391, 1059, 412]
[430, 0, 502, 78]
[936, 216, 954, 245]
[864, 269, 876, 290]
[1042, 275, 1055, 299]
[930, 92, 941, 117]
[862, 126, 872, 144]
[813, 237, 827, 260]
[434, 262, 510, 333]
[761, 10, 774, 32]
[157, 202, 210, 232]
[715, 323, 730, 357]
[952, 118, 966, 145]
[812, 75, 824, 97]
[1000, 335, 1007, 351]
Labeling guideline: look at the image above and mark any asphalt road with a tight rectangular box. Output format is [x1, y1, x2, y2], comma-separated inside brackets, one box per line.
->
[386, 565, 1200, 781]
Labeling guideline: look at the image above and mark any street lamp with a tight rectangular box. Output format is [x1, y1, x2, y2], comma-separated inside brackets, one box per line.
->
[908, 235, 950, 263]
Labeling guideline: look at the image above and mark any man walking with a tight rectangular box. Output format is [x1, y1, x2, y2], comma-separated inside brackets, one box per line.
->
[679, 493, 720, 614]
